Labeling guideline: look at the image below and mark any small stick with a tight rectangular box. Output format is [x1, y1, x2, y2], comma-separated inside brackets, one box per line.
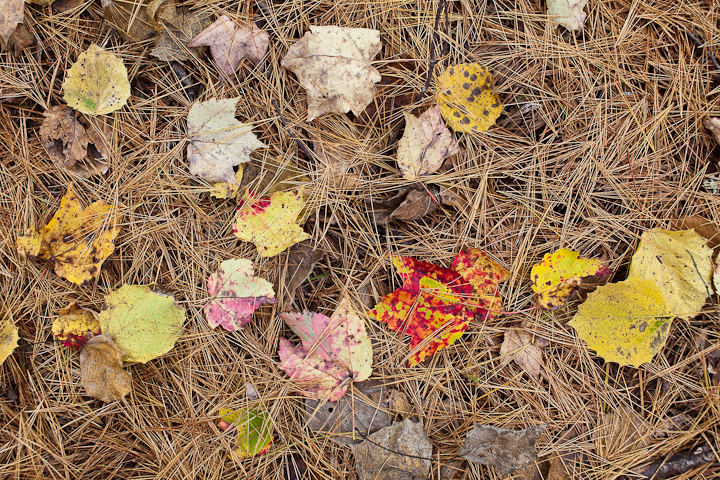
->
[685, 31, 720, 73]
[634, 443, 717, 479]
[271, 99, 315, 164]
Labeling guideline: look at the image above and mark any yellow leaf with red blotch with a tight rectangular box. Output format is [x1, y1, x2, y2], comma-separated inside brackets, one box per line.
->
[437, 64, 502, 133]
[368, 256, 477, 366]
[218, 406, 273, 460]
[452, 249, 508, 318]
[530, 249, 611, 310]
[16, 187, 121, 286]
[233, 189, 310, 257]
[52, 302, 101, 349]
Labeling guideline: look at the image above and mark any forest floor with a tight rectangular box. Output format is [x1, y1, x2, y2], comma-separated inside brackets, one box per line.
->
[1, 0, 720, 479]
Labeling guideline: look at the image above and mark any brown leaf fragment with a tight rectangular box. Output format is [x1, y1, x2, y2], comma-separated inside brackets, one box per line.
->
[6, 23, 33, 55]
[0, 0, 24, 44]
[80, 334, 132, 403]
[438, 186, 467, 210]
[304, 381, 392, 445]
[103, 0, 157, 42]
[546, 427, 588, 480]
[458, 424, 547, 475]
[397, 105, 459, 180]
[53, 0, 84, 12]
[672, 216, 720, 249]
[705, 118, 720, 146]
[351, 419, 432, 480]
[239, 156, 310, 196]
[652, 413, 692, 439]
[368, 185, 440, 225]
[150, 7, 207, 62]
[500, 327, 549, 380]
[39, 106, 110, 178]
[187, 16, 269, 76]
[281, 240, 324, 305]
[595, 406, 652, 458]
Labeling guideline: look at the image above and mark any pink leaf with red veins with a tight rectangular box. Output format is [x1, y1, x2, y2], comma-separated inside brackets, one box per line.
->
[205, 258, 276, 331]
[278, 295, 372, 401]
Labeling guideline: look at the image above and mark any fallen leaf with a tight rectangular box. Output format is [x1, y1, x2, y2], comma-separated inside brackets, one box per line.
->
[438, 185, 467, 210]
[281, 26, 382, 121]
[715, 259, 720, 294]
[188, 16, 269, 76]
[209, 167, 244, 199]
[546, 427, 585, 480]
[595, 406, 652, 458]
[705, 118, 720, 146]
[368, 256, 477, 366]
[0, 0, 24, 44]
[500, 327, 548, 380]
[304, 381, 392, 445]
[204, 258, 277, 331]
[569, 277, 674, 367]
[437, 64, 502, 134]
[98, 284, 185, 363]
[52, 302, 101, 349]
[16, 187, 120, 286]
[397, 105, 459, 180]
[278, 295, 372, 401]
[233, 189, 311, 257]
[281, 241, 324, 305]
[0, 318, 19, 365]
[367, 186, 440, 225]
[530, 248, 612, 310]
[547, 0, 588, 31]
[672, 216, 720, 249]
[6, 23, 33, 56]
[458, 424, 547, 475]
[102, 0, 157, 42]
[451, 248, 508, 316]
[218, 406, 273, 460]
[52, 0, 84, 13]
[80, 334, 132, 403]
[239, 156, 310, 196]
[351, 419, 432, 480]
[149, 7, 207, 62]
[39, 105, 110, 178]
[629, 229, 713, 319]
[62, 44, 131, 116]
[187, 97, 265, 186]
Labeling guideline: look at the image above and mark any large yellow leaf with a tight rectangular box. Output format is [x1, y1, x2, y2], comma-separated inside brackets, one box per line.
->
[233, 189, 311, 257]
[569, 278, 673, 367]
[628, 229, 712, 319]
[0, 318, 19, 365]
[16, 187, 120, 286]
[62, 44, 131, 116]
[437, 64, 502, 133]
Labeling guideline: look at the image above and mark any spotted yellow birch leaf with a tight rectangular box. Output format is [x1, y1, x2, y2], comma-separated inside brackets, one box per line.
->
[530, 248, 612, 310]
[16, 187, 120, 286]
[233, 189, 310, 257]
[52, 302, 101, 349]
[437, 64, 502, 133]
[218, 406, 273, 460]
[62, 44, 131, 116]
[547, 0, 588, 31]
[568, 278, 673, 367]
[0, 318, 19, 365]
[98, 285, 185, 363]
[628, 229, 712, 319]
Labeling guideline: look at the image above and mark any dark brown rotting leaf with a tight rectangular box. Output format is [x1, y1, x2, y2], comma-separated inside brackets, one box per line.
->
[458, 424, 547, 475]
[281, 240, 325, 306]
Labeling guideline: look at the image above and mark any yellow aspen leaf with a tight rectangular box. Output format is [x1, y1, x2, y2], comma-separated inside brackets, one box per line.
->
[437, 64, 502, 133]
[0, 318, 19, 366]
[62, 44, 131, 116]
[218, 407, 273, 460]
[52, 302, 101, 349]
[233, 189, 311, 257]
[628, 229, 712, 319]
[568, 278, 673, 367]
[80, 334, 132, 403]
[530, 248, 612, 310]
[16, 187, 121, 286]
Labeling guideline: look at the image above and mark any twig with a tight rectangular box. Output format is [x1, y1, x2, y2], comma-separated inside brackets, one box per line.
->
[271, 99, 315, 164]
[685, 31, 720, 76]
[634, 443, 717, 479]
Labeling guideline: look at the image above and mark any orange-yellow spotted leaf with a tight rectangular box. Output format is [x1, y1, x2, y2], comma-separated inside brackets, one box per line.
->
[52, 302, 101, 349]
[530, 248, 611, 310]
[0, 318, 19, 366]
[452, 249, 508, 317]
[368, 256, 479, 366]
[233, 189, 310, 257]
[16, 187, 121, 286]
[218, 406, 273, 460]
[437, 64, 502, 133]
[568, 277, 673, 367]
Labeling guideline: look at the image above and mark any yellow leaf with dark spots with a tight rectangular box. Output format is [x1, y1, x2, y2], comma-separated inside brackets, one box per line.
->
[0, 319, 19, 366]
[437, 64, 502, 133]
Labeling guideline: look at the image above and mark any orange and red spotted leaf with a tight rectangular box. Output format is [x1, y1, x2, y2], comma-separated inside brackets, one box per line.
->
[452, 249, 508, 318]
[530, 248, 612, 310]
[368, 256, 479, 366]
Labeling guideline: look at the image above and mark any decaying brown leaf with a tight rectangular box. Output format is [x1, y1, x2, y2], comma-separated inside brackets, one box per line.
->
[5, 23, 33, 56]
[705, 118, 720, 146]
[458, 424, 547, 475]
[281, 26, 382, 121]
[149, 6, 207, 62]
[0, 0, 24, 45]
[80, 334, 132, 403]
[595, 406, 652, 458]
[671, 216, 720, 249]
[188, 16, 269, 76]
[397, 105, 459, 181]
[103, 0, 157, 42]
[39, 105, 110, 178]
[239, 156, 310, 196]
[281, 240, 324, 305]
[500, 326, 550, 380]
[52, 0, 85, 13]
[438, 185, 467, 210]
[351, 419, 432, 480]
[368, 185, 440, 225]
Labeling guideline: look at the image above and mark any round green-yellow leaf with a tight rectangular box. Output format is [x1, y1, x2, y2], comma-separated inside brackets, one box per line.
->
[98, 285, 185, 363]
[63, 44, 131, 116]
[569, 277, 673, 367]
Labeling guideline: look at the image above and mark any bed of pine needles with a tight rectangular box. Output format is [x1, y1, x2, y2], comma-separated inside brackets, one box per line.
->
[1, 0, 720, 478]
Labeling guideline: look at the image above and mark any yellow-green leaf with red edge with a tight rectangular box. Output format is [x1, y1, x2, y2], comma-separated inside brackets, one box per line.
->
[452, 249, 508, 318]
[368, 256, 478, 366]
[530, 248, 612, 310]
[52, 302, 101, 349]
[218, 406, 273, 460]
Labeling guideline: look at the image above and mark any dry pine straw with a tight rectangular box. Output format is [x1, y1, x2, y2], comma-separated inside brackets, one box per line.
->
[1, 0, 720, 478]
